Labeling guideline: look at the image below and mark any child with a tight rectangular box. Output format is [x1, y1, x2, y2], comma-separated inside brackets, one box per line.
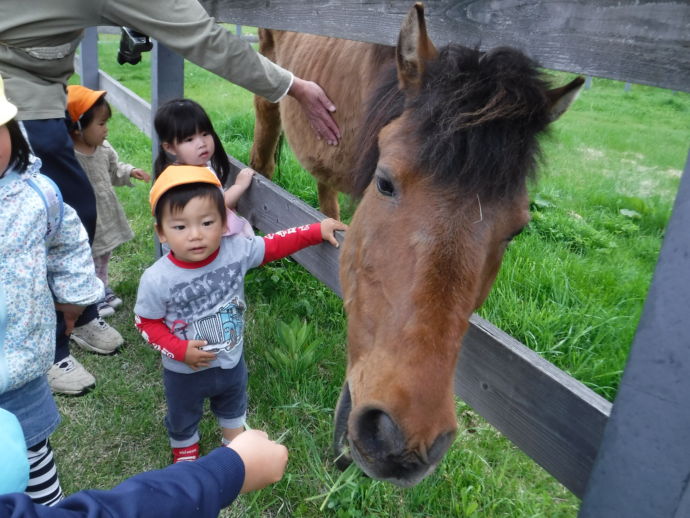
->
[153, 97, 254, 237]
[134, 165, 346, 462]
[0, 75, 104, 505]
[66, 85, 151, 319]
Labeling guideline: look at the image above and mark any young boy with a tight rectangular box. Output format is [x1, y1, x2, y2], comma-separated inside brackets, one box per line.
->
[134, 165, 346, 462]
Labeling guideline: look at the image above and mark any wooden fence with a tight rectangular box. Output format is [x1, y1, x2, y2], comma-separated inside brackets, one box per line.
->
[77, 2, 690, 515]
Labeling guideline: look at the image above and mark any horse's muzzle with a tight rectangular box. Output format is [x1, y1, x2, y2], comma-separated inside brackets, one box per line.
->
[333, 381, 455, 487]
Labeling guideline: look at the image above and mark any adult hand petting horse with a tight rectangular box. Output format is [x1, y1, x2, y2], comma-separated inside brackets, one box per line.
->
[288, 77, 341, 146]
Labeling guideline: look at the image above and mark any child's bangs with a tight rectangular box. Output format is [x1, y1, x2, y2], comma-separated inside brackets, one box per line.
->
[170, 106, 213, 142]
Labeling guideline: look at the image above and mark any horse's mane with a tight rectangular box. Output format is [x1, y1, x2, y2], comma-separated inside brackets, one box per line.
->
[351, 44, 553, 200]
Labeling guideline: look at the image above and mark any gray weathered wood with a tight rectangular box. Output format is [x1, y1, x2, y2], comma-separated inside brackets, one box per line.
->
[458, 315, 611, 498]
[201, 0, 690, 93]
[77, 27, 100, 90]
[579, 150, 690, 517]
[99, 70, 151, 136]
[227, 156, 345, 296]
[151, 41, 184, 161]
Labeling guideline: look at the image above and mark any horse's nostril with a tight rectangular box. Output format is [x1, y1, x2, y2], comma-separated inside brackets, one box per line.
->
[356, 408, 406, 459]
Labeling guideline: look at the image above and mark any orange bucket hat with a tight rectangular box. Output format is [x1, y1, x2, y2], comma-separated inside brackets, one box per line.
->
[149, 165, 222, 215]
[66, 84, 107, 123]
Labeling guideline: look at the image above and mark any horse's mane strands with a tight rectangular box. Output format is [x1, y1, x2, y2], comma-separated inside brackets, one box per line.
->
[352, 44, 554, 201]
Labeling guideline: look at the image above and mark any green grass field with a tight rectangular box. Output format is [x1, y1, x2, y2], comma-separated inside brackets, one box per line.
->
[52, 32, 690, 517]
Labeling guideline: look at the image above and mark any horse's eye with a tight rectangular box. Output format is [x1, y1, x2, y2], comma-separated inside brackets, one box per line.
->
[376, 176, 395, 197]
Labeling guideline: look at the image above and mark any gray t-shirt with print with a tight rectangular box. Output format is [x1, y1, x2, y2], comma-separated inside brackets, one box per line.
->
[135, 234, 265, 374]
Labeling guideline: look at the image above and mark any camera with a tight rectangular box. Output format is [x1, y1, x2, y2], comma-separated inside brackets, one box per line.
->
[117, 27, 153, 65]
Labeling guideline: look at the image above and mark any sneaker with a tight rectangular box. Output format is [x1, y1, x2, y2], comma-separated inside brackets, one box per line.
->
[71, 317, 124, 355]
[47, 355, 96, 396]
[104, 287, 123, 309]
[172, 443, 199, 463]
[97, 300, 115, 318]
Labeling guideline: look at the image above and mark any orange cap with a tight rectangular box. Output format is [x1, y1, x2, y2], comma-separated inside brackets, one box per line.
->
[149, 165, 221, 215]
[66, 84, 107, 122]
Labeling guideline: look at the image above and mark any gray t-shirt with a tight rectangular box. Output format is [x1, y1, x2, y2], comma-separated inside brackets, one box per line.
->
[135, 234, 265, 374]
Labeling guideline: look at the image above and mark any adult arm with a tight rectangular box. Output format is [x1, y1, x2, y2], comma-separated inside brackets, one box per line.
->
[0, 447, 245, 518]
[100, 0, 340, 143]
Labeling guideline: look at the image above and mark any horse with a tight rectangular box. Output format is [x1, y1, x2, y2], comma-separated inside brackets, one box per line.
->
[250, 3, 584, 487]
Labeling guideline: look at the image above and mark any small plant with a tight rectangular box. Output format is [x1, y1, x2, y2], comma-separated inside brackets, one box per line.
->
[265, 317, 320, 380]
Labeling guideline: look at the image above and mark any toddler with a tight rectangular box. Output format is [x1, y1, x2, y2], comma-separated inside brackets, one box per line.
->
[66, 85, 151, 319]
[134, 165, 346, 462]
[0, 75, 103, 505]
[153, 97, 253, 237]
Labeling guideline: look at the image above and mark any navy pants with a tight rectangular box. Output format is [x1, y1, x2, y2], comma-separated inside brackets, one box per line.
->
[23, 119, 98, 362]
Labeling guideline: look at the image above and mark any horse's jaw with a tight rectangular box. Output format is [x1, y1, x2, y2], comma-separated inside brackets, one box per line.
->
[332, 381, 455, 487]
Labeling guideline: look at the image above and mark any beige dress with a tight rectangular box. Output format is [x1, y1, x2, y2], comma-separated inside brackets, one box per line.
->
[74, 140, 135, 257]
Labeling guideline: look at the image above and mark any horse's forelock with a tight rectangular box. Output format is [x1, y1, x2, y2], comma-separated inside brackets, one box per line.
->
[352, 43, 554, 201]
[413, 45, 552, 200]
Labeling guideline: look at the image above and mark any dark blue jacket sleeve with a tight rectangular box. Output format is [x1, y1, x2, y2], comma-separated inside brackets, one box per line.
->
[0, 447, 245, 518]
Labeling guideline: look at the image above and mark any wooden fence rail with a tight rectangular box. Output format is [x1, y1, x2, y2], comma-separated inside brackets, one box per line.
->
[77, 1, 689, 513]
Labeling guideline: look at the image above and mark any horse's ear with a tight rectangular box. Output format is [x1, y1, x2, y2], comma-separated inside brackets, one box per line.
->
[396, 2, 439, 91]
[546, 76, 585, 122]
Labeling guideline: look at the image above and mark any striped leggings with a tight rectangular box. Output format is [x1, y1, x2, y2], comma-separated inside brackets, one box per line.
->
[26, 439, 64, 506]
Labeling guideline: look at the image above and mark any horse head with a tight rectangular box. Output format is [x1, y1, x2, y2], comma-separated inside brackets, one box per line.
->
[335, 2, 584, 487]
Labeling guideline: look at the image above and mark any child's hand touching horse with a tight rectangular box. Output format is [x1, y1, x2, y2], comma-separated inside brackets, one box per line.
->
[320, 218, 348, 248]
[184, 340, 217, 370]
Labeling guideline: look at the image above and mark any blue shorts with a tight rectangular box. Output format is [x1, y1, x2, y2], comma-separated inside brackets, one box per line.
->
[163, 358, 248, 447]
[0, 376, 60, 447]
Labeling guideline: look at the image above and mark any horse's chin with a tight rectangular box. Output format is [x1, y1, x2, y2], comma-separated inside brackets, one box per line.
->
[333, 381, 354, 471]
[332, 380, 449, 488]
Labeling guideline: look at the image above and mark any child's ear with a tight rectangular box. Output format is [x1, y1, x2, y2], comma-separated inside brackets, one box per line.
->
[154, 223, 167, 243]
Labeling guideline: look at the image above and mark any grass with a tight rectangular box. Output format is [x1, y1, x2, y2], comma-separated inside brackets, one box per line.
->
[51, 31, 690, 516]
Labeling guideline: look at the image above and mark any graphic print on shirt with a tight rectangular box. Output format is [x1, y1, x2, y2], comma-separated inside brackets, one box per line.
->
[192, 297, 246, 353]
[168, 261, 246, 354]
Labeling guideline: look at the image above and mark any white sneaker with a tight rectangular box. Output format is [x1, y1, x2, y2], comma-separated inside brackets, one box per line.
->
[71, 317, 124, 355]
[104, 288, 123, 309]
[97, 300, 115, 318]
[47, 355, 96, 396]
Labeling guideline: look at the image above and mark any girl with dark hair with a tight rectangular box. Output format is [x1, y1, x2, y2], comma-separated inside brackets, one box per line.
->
[154, 98, 255, 237]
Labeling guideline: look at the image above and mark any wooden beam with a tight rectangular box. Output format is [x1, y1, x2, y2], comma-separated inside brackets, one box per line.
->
[579, 150, 690, 517]
[99, 70, 152, 137]
[459, 315, 610, 498]
[201, 0, 690, 93]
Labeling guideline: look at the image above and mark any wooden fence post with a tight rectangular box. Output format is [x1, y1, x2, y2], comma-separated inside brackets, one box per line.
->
[78, 27, 100, 89]
[150, 41, 184, 257]
[579, 148, 690, 517]
[150, 41, 184, 162]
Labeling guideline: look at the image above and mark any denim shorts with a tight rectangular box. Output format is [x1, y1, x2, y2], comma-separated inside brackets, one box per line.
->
[163, 358, 248, 447]
[0, 376, 60, 447]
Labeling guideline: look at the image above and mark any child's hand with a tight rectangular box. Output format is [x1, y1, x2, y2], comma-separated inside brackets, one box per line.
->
[228, 429, 288, 494]
[131, 168, 151, 182]
[54, 303, 86, 335]
[320, 218, 348, 248]
[235, 168, 255, 190]
[184, 340, 216, 370]
[225, 168, 255, 210]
